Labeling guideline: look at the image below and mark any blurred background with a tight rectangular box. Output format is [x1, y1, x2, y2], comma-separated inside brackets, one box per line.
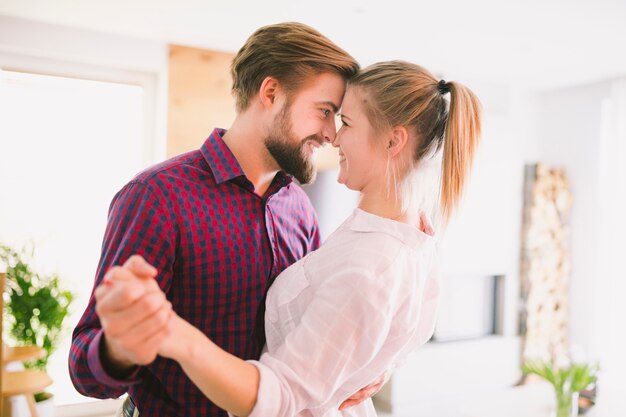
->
[0, 1, 624, 416]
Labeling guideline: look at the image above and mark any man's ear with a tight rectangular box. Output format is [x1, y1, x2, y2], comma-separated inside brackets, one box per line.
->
[259, 76, 282, 109]
[387, 126, 409, 157]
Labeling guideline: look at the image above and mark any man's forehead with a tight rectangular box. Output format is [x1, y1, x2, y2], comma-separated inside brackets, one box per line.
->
[294, 72, 346, 104]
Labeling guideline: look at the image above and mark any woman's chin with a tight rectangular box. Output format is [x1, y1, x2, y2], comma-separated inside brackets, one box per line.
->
[336, 176, 359, 192]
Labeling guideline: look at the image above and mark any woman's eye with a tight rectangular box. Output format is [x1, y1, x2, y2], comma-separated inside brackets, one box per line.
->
[341, 119, 349, 127]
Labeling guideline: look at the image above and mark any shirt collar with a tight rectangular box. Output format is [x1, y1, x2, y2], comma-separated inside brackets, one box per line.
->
[200, 128, 294, 189]
[201, 128, 245, 184]
[349, 208, 436, 248]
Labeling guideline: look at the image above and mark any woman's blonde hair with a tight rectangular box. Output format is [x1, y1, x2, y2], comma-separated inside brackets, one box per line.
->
[231, 22, 359, 112]
[349, 61, 482, 225]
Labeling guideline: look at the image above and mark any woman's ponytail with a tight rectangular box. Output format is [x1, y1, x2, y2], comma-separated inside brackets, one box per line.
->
[440, 81, 482, 224]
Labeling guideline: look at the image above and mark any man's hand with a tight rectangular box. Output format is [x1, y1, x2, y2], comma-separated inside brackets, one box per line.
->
[338, 370, 391, 411]
[94, 255, 172, 376]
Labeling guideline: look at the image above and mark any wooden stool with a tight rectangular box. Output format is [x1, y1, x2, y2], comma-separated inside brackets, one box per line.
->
[1, 271, 53, 417]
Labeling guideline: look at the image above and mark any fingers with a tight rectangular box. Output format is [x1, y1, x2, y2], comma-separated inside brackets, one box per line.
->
[96, 258, 163, 311]
[95, 269, 160, 315]
[338, 392, 376, 410]
[98, 288, 174, 366]
[339, 389, 364, 410]
[109, 302, 173, 365]
[100, 289, 171, 336]
[339, 399, 358, 411]
[419, 212, 434, 235]
[137, 317, 174, 363]
[338, 384, 383, 410]
[339, 397, 365, 411]
[123, 254, 158, 279]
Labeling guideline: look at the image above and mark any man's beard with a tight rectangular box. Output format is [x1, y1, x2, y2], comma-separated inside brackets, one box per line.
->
[264, 106, 323, 185]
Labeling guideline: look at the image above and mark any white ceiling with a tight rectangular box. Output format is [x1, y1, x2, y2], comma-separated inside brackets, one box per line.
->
[1, 0, 625, 91]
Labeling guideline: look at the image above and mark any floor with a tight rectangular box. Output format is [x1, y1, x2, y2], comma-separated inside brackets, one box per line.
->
[54, 398, 391, 417]
[55, 398, 122, 417]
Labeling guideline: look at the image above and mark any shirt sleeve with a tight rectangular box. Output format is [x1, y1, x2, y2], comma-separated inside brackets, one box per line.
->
[247, 259, 424, 417]
[309, 213, 321, 251]
[68, 180, 176, 398]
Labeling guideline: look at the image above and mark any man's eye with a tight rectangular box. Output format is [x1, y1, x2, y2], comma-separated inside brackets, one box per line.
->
[322, 109, 331, 118]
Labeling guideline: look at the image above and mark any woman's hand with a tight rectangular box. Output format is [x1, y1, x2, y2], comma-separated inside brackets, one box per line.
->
[157, 312, 189, 361]
[338, 369, 392, 410]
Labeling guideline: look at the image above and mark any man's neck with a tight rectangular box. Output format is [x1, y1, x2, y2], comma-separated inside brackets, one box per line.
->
[222, 116, 281, 197]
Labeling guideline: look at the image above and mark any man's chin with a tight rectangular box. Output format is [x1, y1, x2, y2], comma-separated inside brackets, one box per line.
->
[281, 151, 314, 184]
[302, 170, 317, 185]
[290, 167, 316, 185]
[265, 140, 317, 184]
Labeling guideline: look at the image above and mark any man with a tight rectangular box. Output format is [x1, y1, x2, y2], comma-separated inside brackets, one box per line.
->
[69, 22, 382, 416]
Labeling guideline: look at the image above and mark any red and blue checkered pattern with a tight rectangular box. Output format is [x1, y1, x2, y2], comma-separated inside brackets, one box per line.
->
[69, 128, 320, 416]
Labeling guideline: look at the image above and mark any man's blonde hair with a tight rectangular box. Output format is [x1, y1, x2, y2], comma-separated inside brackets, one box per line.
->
[231, 22, 359, 112]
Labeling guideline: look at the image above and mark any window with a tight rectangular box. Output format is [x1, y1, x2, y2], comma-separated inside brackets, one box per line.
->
[0, 68, 150, 405]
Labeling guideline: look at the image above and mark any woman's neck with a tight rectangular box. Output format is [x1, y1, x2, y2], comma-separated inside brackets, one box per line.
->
[358, 187, 410, 223]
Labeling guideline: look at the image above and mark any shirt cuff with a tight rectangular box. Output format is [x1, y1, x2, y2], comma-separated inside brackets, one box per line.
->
[245, 360, 282, 417]
[87, 330, 142, 387]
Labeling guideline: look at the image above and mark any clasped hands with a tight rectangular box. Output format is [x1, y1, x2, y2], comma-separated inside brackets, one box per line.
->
[94, 255, 180, 373]
[94, 255, 387, 408]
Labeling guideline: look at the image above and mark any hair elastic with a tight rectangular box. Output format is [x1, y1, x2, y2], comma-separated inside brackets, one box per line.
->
[438, 80, 450, 95]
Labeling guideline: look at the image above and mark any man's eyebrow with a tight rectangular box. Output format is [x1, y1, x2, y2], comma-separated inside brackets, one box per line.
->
[317, 101, 339, 113]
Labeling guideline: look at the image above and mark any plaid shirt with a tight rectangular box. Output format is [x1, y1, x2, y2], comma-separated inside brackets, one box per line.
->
[69, 128, 321, 417]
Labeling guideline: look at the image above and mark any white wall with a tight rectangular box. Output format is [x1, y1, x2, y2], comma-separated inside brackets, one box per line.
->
[439, 81, 533, 337]
[534, 78, 626, 391]
[533, 81, 609, 357]
[301, 169, 359, 241]
[597, 80, 626, 392]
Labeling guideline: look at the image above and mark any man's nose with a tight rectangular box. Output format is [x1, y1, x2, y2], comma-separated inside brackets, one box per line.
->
[323, 120, 337, 143]
[324, 129, 336, 144]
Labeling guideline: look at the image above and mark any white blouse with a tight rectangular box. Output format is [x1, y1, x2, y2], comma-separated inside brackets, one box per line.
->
[247, 208, 440, 417]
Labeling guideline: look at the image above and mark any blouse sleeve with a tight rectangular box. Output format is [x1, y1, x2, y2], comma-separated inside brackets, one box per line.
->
[247, 258, 425, 417]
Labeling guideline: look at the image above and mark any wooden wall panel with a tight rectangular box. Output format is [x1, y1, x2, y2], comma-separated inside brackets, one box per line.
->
[167, 44, 236, 158]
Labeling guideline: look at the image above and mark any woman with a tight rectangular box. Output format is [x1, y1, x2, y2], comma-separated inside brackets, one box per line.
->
[132, 60, 480, 417]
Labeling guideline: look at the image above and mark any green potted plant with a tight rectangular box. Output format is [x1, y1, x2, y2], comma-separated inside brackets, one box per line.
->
[1, 244, 74, 413]
[523, 358, 599, 417]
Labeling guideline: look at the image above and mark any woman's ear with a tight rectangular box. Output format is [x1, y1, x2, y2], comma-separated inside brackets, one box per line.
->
[387, 126, 409, 157]
[259, 76, 281, 109]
